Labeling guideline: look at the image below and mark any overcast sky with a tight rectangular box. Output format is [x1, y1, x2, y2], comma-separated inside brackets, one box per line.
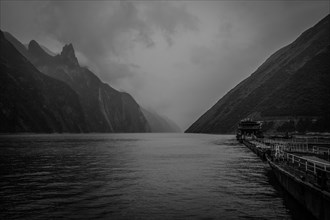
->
[1, 1, 329, 130]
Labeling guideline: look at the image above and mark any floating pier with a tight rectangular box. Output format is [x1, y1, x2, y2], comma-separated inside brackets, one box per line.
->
[241, 138, 330, 220]
[267, 151, 330, 220]
[236, 119, 330, 220]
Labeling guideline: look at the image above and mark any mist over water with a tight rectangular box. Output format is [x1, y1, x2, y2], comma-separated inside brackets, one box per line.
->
[0, 134, 313, 219]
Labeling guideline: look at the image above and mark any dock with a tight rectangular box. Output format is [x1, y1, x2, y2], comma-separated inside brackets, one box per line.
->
[241, 138, 330, 220]
[236, 119, 330, 220]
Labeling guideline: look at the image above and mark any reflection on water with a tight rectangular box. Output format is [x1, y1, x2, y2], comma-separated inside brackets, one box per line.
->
[0, 133, 313, 219]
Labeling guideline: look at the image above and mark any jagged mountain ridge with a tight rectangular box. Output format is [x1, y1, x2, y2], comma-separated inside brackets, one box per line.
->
[186, 14, 330, 134]
[4, 32, 150, 132]
[0, 30, 87, 133]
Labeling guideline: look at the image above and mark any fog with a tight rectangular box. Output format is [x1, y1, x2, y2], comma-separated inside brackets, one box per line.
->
[1, 1, 328, 130]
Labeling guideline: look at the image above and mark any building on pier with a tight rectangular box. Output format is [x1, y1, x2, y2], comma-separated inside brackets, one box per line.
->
[236, 118, 263, 142]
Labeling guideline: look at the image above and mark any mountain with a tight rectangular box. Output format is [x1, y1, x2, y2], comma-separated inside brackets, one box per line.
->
[24, 43, 56, 56]
[0, 30, 87, 133]
[4, 32, 56, 57]
[186, 14, 330, 134]
[3, 32, 30, 58]
[4, 32, 150, 133]
[142, 108, 181, 133]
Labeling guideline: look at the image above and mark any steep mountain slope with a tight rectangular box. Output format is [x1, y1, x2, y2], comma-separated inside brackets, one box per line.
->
[5, 33, 150, 132]
[186, 14, 330, 134]
[3, 32, 30, 58]
[4, 32, 56, 56]
[0, 30, 87, 133]
[142, 108, 181, 133]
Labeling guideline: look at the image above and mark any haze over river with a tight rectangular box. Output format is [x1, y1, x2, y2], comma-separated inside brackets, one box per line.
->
[0, 133, 314, 219]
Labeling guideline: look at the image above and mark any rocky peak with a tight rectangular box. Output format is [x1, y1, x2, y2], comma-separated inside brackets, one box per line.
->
[28, 40, 46, 56]
[60, 43, 78, 65]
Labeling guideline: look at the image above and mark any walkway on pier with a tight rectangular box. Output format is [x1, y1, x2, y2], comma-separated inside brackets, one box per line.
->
[255, 138, 330, 161]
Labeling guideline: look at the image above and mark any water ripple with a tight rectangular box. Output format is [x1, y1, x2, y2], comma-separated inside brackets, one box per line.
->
[0, 133, 314, 219]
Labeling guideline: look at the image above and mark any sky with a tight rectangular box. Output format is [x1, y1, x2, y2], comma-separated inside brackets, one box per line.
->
[1, 1, 329, 130]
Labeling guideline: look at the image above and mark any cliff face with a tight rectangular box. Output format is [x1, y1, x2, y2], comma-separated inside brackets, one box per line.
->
[4, 32, 150, 133]
[0, 31, 87, 133]
[186, 15, 330, 134]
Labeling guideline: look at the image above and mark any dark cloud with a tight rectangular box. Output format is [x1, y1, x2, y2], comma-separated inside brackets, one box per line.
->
[32, 1, 199, 84]
[143, 2, 199, 45]
[36, 1, 152, 81]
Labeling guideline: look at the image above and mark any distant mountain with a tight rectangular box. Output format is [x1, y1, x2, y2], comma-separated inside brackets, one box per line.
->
[142, 108, 181, 133]
[186, 14, 330, 134]
[0, 30, 87, 133]
[4, 32, 150, 133]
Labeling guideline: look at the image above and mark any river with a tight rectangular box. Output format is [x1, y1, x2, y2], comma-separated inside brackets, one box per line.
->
[0, 133, 314, 219]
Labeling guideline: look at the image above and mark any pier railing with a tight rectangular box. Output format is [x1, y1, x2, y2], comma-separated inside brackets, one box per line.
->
[244, 138, 330, 173]
[272, 149, 330, 191]
[256, 137, 330, 146]
[312, 146, 330, 156]
[242, 138, 330, 190]
[255, 138, 330, 160]
[281, 151, 330, 174]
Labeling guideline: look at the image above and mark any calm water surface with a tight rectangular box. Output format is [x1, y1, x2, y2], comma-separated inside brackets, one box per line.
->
[0, 133, 312, 219]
